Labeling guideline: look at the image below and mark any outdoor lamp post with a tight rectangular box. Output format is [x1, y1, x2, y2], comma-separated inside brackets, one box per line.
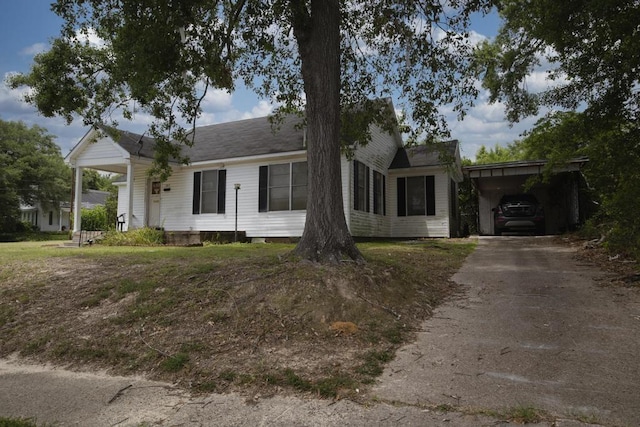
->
[234, 183, 241, 242]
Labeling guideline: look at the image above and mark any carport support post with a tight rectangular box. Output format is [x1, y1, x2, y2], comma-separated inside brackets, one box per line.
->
[72, 167, 83, 233]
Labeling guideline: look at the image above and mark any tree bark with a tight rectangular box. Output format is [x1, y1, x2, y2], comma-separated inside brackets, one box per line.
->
[290, 0, 364, 263]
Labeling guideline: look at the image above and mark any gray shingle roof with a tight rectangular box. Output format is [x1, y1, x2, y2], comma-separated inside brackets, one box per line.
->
[389, 140, 459, 169]
[109, 115, 306, 163]
[81, 189, 110, 208]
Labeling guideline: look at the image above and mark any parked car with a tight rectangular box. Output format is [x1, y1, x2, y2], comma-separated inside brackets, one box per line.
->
[493, 194, 545, 235]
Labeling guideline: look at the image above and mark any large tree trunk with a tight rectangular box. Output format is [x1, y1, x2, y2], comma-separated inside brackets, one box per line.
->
[290, 0, 364, 263]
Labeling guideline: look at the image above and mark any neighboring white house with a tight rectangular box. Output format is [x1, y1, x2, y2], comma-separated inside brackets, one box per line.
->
[19, 189, 110, 232]
[65, 113, 462, 240]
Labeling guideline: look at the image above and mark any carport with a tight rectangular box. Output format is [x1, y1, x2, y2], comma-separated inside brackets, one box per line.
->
[463, 158, 589, 235]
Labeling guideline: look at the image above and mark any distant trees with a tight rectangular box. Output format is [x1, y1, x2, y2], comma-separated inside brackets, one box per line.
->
[0, 119, 70, 232]
[473, 142, 525, 165]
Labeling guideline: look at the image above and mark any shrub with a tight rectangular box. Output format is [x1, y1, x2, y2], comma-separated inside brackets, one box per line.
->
[81, 205, 109, 231]
[100, 227, 165, 246]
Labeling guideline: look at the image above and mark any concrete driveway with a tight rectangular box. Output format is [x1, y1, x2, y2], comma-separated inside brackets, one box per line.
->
[374, 236, 640, 426]
[1, 236, 638, 426]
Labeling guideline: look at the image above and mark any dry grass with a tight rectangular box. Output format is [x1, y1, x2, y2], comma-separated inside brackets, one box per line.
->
[0, 239, 475, 399]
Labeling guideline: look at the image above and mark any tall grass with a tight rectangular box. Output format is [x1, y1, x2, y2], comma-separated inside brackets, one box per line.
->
[100, 227, 165, 246]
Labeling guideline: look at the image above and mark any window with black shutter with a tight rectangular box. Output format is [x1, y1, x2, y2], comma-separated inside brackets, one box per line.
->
[354, 160, 370, 212]
[192, 170, 226, 214]
[258, 162, 307, 211]
[397, 175, 436, 216]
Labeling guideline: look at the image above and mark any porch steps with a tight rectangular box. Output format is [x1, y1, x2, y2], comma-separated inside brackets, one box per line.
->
[70, 231, 104, 247]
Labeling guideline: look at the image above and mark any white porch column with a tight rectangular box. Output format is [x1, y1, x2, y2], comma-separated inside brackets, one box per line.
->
[73, 167, 83, 232]
[126, 162, 134, 231]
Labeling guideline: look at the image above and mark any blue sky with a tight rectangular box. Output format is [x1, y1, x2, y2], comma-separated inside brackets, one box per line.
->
[0, 1, 543, 159]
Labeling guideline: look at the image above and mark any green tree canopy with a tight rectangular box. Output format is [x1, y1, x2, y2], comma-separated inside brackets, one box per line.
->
[473, 141, 525, 164]
[82, 168, 114, 192]
[0, 119, 70, 232]
[517, 111, 640, 256]
[475, 0, 640, 123]
[9, 0, 493, 261]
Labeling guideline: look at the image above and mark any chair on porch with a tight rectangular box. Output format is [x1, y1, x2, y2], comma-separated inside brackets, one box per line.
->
[116, 213, 126, 231]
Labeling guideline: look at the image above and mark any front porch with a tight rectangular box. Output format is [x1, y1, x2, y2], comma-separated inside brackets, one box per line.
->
[65, 127, 155, 233]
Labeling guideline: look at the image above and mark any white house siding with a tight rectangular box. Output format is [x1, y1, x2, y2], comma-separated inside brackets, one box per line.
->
[115, 182, 128, 230]
[129, 166, 148, 229]
[155, 156, 307, 237]
[72, 134, 127, 168]
[344, 126, 399, 237]
[21, 205, 67, 231]
[389, 166, 452, 238]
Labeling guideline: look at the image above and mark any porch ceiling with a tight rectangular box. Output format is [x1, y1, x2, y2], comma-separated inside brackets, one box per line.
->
[82, 163, 128, 174]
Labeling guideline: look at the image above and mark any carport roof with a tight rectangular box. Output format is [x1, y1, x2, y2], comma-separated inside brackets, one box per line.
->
[463, 157, 588, 178]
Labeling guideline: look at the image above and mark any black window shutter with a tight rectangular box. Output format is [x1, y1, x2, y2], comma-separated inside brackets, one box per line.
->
[192, 171, 201, 214]
[366, 166, 370, 212]
[217, 170, 226, 214]
[383, 175, 386, 216]
[397, 177, 406, 217]
[426, 175, 436, 216]
[353, 161, 359, 210]
[259, 165, 268, 212]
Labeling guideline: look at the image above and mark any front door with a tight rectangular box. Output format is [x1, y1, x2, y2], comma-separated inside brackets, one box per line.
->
[148, 180, 161, 228]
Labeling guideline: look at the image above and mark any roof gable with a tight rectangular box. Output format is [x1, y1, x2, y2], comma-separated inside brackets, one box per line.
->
[66, 127, 131, 164]
[390, 140, 459, 169]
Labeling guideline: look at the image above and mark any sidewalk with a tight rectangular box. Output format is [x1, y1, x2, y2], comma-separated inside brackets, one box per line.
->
[0, 358, 542, 427]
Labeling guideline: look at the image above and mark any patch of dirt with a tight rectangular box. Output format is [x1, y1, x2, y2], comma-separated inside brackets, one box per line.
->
[0, 241, 473, 400]
[559, 235, 640, 288]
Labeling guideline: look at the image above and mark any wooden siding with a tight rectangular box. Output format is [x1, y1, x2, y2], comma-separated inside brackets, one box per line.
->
[155, 156, 307, 237]
[72, 134, 128, 168]
[130, 166, 147, 229]
[345, 125, 399, 237]
[115, 183, 129, 231]
[389, 166, 452, 238]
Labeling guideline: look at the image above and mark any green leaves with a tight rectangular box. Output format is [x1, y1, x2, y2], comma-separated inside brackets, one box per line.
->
[0, 120, 70, 232]
[10, 1, 495, 176]
[475, 0, 640, 123]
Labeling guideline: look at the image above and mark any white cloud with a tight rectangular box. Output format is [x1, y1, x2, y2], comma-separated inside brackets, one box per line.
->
[20, 43, 47, 56]
[242, 100, 274, 119]
[443, 87, 546, 160]
[73, 27, 107, 48]
[0, 77, 32, 114]
[201, 88, 233, 112]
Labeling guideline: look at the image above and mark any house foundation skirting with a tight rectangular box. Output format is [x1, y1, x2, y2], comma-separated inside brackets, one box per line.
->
[164, 231, 247, 246]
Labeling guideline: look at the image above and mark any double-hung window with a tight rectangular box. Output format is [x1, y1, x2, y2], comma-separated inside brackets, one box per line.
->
[397, 175, 436, 216]
[259, 162, 308, 211]
[373, 170, 386, 215]
[353, 160, 370, 212]
[192, 169, 226, 214]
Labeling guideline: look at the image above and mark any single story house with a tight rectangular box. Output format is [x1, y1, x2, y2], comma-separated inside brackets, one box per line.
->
[19, 189, 109, 232]
[65, 114, 463, 241]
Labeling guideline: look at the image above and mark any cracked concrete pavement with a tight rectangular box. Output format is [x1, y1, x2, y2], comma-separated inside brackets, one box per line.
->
[375, 236, 640, 426]
[1, 236, 638, 426]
